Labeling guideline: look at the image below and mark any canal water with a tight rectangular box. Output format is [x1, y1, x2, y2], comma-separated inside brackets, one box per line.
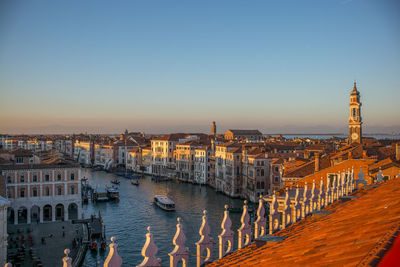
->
[81, 169, 249, 267]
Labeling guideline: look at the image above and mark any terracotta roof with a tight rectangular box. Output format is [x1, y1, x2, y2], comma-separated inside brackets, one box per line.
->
[284, 155, 330, 178]
[208, 178, 400, 266]
[368, 158, 400, 173]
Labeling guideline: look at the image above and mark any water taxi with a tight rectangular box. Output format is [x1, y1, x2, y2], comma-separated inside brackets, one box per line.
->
[106, 186, 120, 200]
[154, 195, 175, 211]
[93, 188, 109, 202]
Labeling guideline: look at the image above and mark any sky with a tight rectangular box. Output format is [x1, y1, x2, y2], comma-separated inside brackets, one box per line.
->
[0, 0, 399, 135]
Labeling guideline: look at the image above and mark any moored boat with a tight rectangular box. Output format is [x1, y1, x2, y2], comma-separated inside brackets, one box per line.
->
[131, 179, 139, 186]
[111, 179, 120, 185]
[154, 195, 175, 211]
[93, 188, 109, 202]
[106, 186, 120, 200]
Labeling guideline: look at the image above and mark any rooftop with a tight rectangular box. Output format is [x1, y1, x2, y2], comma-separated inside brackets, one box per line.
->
[208, 178, 400, 266]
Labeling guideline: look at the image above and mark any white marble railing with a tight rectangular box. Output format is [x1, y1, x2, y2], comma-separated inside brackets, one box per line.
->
[5, 166, 395, 267]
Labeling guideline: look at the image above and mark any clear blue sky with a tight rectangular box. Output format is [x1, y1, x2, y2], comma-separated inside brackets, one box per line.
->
[0, 0, 399, 134]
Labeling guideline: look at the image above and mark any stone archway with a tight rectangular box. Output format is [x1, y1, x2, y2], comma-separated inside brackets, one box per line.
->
[68, 203, 78, 220]
[55, 204, 64, 221]
[31, 205, 40, 223]
[7, 207, 14, 224]
[18, 206, 28, 224]
[43, 204, 52, 221]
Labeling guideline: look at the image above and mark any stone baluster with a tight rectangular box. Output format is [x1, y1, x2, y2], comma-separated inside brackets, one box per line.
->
[169, 217, 189, 267]
[337, 171, 342, 199]
[62, 249, 72, 267]
[349, 167, 354, 192]
[196, 210, 213, 267]
[376, 168, 384, 183]
[325, 177, 331, 205]
[281, 189, 292, 229]
[218, 205, 234, 259]
[301, 183, 310, 218]
[238, 200, 251, 249]
[332, 176, 337, 202]
[137, 227, 161, 267]
[345, 168, 351, 194]
[269, 192, 280, 234]
[292, 186, 302, 223]
[342, 170, 347, 196]
[310, 180, 317, 212]
[318, 178, 325, 210]
[104, 237, 122, 267]
[356, 167, 367, 189]
[254, 195, 266, 239]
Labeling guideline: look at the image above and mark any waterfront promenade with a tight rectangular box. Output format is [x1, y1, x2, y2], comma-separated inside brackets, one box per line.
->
[8, 221, 83, 267]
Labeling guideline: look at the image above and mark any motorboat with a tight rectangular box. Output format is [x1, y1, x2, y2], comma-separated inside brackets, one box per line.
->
[93, 188, 109, 202]
[131, 179, 139, 186]
[154, 195, 175, 211]
[106, 186, 120, 200]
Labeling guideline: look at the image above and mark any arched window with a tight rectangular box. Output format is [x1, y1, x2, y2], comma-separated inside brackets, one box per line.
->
[20, 174, 25, 183]
[32, 187, 38, 197]
[57, 173, 62, 181]
[71, 185, 75, 195]
[20, 188, 25, 198]
[45, 187, 50, 196]
[352, 108, 357, 117]
[70, 173, 75, 180]
[7, 175, 12, 183]
[57, 186, 62, 195]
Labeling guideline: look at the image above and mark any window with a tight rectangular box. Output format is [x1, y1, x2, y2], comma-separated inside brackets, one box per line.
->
[16, 157, 24, 164]
[20, 174, 25, 183]
[57, 186, 62, 195]
[274, 166, 279, 172]
[7, 175, 12, 183]
[45, 174, 50, 181]
[274, 176, 280, 183]
[352, 108, 357, 117]
[33, 174, 38, 182]
[20, 188, 25, 198]
[70, 173, 75, 180]
[57, 173, 62, 181]
[261, 169, 265, 176]
[71, 185, 75, 195]
[45, 187, 50, 196]
[33, 187, 38, 197]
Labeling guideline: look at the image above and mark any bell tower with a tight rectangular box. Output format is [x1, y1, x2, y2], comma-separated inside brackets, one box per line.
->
[349, 82, 362, 144]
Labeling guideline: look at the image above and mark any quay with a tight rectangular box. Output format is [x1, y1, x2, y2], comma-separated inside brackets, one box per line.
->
[7, 221, 86, 267]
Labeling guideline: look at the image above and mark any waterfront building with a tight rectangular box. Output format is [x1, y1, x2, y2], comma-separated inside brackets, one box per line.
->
[73, 140, 93, 166]
[214, 143, 242, 197]
[224, 129, 263, 142]
[126, 147, 141, 172]
[175, 140, 208, 182]
[194, 146, 212, 185]
[0, 195, 8, 267]
[349, 82, 362, 144]
[94, 144, 114, 168]
[0, 149, 82, 224]
[242, 151, 270, 202]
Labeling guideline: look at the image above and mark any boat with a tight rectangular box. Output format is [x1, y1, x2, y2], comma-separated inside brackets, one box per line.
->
[93, 188, 109, 202]
[106, 186, 120, 200]
[131, 179, 139, 186]
[154, 195, 175, 211]
[111, 179, 120, 185]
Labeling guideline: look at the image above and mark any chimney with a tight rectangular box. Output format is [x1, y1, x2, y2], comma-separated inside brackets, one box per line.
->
[304, 150, 309, 159]
[396, 143, 400, 161]
[315, 153, 320, 172]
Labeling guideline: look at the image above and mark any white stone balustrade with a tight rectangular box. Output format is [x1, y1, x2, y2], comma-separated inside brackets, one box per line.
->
[254, 195, 266, 239]
[269, 192, 280, 234]
[318, 178, 325, 210]
[196, 210, 213, 267]
[292, 186, 302, 223]
[62, 248, 72, 267]
[281, 189, 292, 229]
[301, 183, 311, 218]
[310, 180, 318, 212]
[218, 205, 234, 259]
[137, 227, 161, 267]
[238, 200, 251, 249]
[169, 217, 189, 267]
[104, 237, 122, 267]
[356, 167, 367, 189]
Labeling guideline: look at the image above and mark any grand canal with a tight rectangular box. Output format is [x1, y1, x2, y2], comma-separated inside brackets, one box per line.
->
[81, 169, 248, 267]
